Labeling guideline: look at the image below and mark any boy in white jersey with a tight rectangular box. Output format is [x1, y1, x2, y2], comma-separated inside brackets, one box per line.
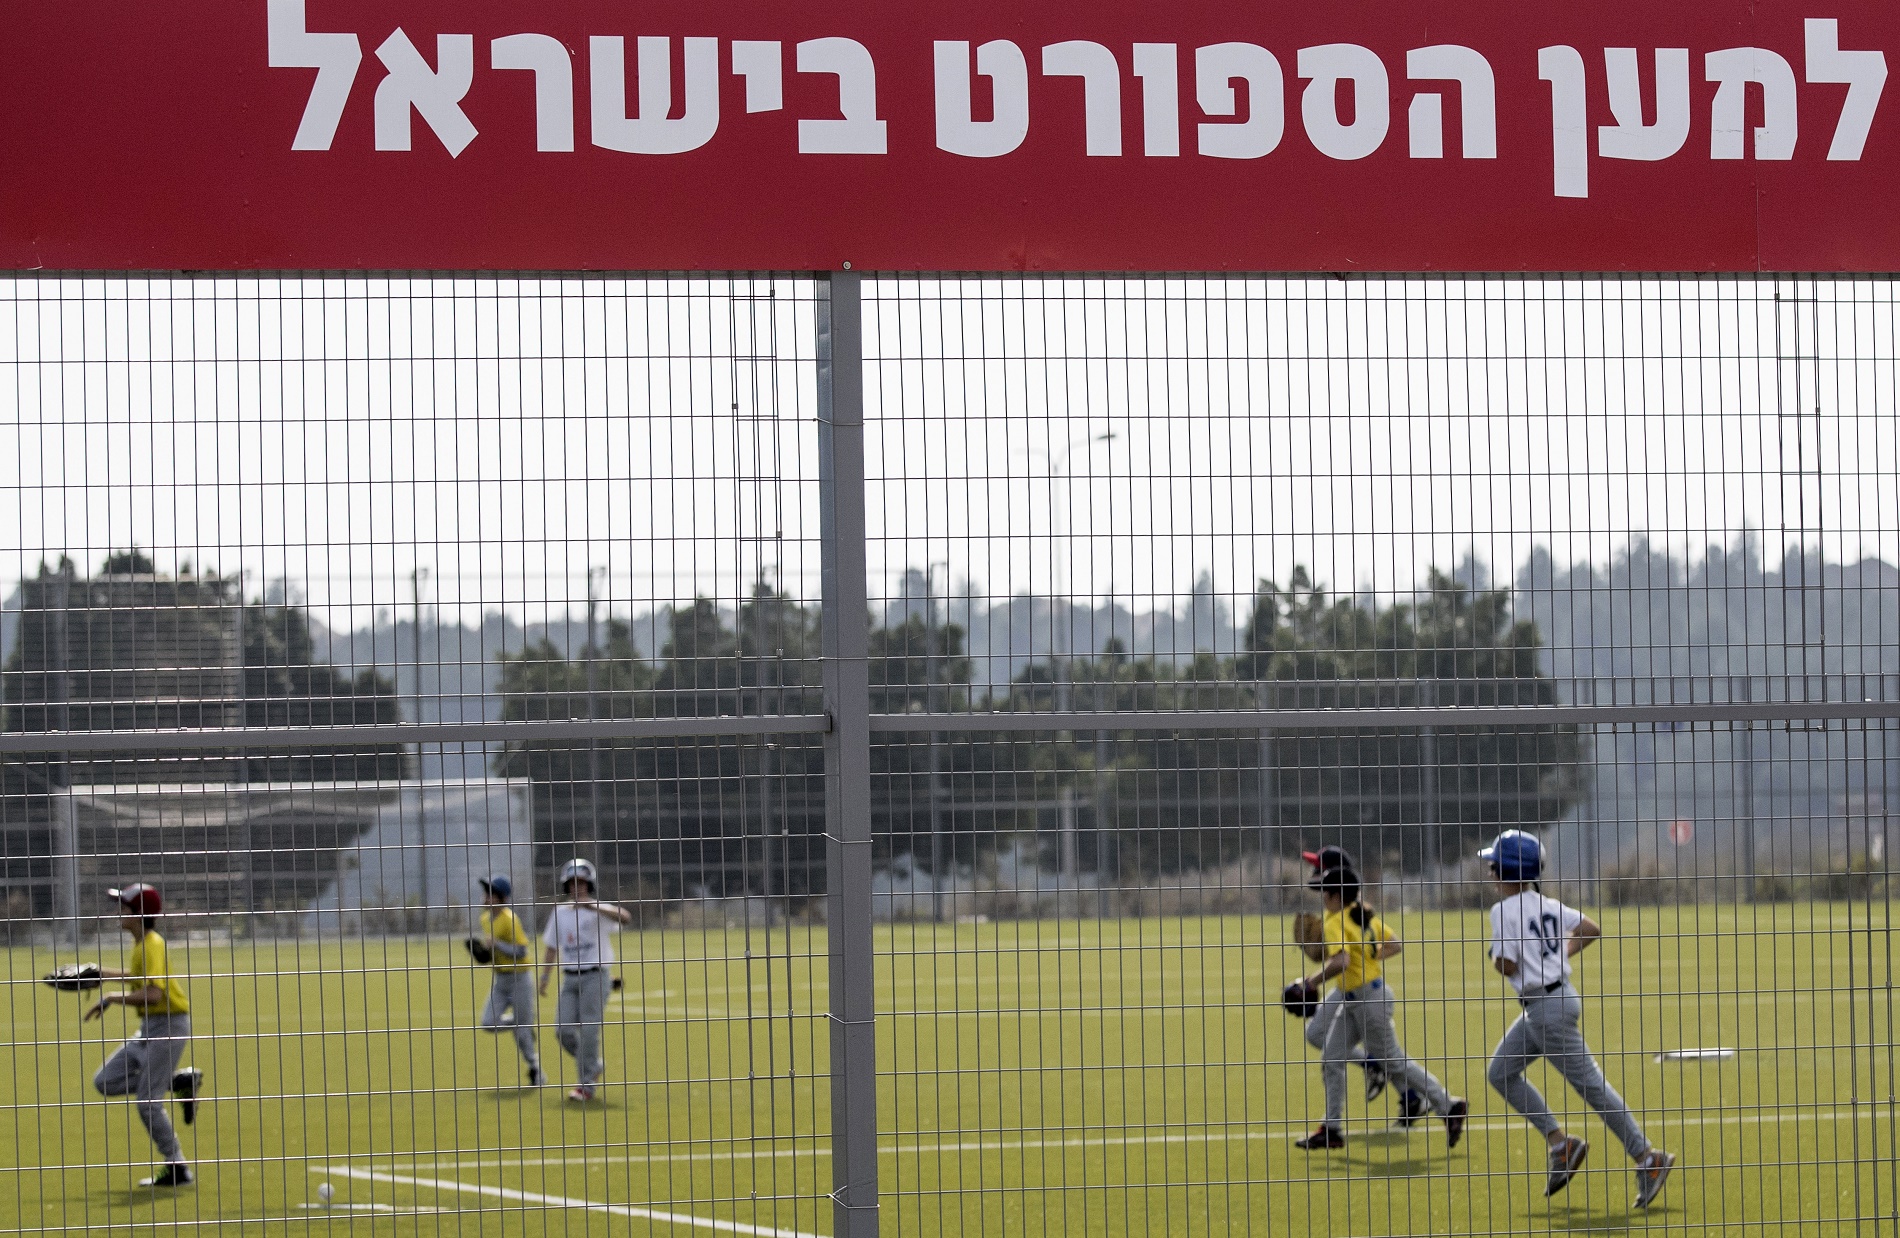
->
[537, 858, 632, 1102]
[1479, 830, 1675, 1208]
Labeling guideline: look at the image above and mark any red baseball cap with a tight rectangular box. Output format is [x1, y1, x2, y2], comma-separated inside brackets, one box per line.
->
[1301, 845, 1355, 873]
[108, 883, 162, 916]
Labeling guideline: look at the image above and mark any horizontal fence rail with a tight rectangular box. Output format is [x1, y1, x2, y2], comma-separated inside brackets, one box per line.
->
[7, 697, 1900, 752]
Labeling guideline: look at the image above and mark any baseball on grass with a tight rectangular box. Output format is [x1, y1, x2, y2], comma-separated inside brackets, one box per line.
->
[316, 1182, 334, 1205]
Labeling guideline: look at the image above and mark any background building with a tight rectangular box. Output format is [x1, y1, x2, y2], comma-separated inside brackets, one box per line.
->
[2, 555, 408, 930]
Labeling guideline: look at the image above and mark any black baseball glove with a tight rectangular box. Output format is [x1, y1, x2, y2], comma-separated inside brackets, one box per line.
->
[462, 937, 494, 965]
[43, 963, 103, 992]
[1281, 978, 1320, 1019]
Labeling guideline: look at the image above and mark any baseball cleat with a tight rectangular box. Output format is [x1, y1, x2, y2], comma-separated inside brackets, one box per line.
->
[1362, 1061, 1388, 1103]
[527, 1066, 544, 1086]
[1545, 1135, 1589, 1196]
[1444, 1097, 1469, 1149]
[171, 1068, 203, 1125]
[138, 1164, 194, 1188]
[1633, 1149, 1676, 1209]
[1293, 1126, 1345, 1150]
[566, 1086, 594, 1103]
[1395, 1089, 1427, 1129]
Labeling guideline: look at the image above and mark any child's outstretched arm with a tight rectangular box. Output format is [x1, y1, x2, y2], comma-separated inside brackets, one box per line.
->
[83, 983, 166, 1020]
[1302, 950, 1351, 990]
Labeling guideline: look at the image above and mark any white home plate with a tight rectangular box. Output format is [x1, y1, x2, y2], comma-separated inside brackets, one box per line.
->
[1655, 1047, 1739, 1062]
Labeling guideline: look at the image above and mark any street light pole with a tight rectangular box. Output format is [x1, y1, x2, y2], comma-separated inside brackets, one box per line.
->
[586, 566, 605, 860]
[1739, 673, 1757, 904]
[1034, 430, 1114, 886]
[1041, 430, 1115, 718]
[924, 562, 949, 921]
[410, 566, 430, 927]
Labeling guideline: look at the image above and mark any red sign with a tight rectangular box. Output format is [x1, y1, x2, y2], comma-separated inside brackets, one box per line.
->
[2, 1, 1898, 271]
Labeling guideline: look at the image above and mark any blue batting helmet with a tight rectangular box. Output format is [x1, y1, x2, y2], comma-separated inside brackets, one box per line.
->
[1478, 830, 1544, 881]
[479, 874, 512, 899]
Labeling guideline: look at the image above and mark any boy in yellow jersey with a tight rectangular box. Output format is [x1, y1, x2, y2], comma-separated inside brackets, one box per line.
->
[1289, 863, 1466, 1151]
[85, 884, 202, 1188]
[1297, 847, 1429, 1127]
[477, 875, 543, 1085]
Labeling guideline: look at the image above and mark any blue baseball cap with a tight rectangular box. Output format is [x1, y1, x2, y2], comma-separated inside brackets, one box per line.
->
[1478, 830, 1543, 881]
[478, 874, 512, 898]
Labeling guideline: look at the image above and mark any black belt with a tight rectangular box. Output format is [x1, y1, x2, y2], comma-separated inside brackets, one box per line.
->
[563, 966, 602, 975]
[1520, 980, 1565, 1005]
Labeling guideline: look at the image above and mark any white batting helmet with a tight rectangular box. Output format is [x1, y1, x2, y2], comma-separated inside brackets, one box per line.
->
[559, 857, 597, 890]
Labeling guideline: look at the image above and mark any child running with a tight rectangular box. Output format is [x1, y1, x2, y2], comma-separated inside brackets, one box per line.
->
[1298, 846, 1428, 1128]
[476, 874, 543, 1085]
[1292, 859, 1467, 1150]
[1479, 829, 1675, 1207]
[85, 884, 203, 1188]
[537, 858, 632, 1102]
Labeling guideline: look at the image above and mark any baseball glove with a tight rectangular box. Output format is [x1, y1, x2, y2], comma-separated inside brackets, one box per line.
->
[1291, 911, 1326, 963]
[462, 937, 494, 965]
[43, 963, 102, 992]
[1281, 978, 1320, 1019]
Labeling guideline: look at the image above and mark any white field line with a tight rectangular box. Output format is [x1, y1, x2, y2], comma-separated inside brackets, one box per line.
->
[318, 1165, 825, 1238]
[192, 1213, 455, 1225]
[374, 1102, 1895, 1170]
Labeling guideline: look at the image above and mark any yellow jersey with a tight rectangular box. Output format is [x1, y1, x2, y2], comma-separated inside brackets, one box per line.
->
[1322, 906, 1395, 992]
[128, 930, 189, 1015]
[479, 907, 534, 973]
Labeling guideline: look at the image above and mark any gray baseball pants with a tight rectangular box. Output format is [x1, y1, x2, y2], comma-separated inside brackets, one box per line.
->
[1487, 984, 1650, 1161]
[480, 971, 541, 1071]
[1320, 983, 1453, 1127]
[554, 968, 610, 1087]
[1305, 989, 1368, 1063]
[94, 1013, 190, 1164]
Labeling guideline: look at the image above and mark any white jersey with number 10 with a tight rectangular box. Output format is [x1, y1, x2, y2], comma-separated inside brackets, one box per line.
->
[1488, 891, 1584, 995]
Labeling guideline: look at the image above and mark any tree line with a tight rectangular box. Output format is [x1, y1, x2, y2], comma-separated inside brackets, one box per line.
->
[2, 551, 406, 786]
[493, 569, 1582, 890]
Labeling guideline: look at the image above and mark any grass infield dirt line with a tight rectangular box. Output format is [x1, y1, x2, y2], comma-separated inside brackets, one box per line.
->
[359, 1100, 1894, 1169]
[319, 1165, 827, 1238]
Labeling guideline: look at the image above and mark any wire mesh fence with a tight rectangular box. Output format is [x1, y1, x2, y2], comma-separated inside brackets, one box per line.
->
[0, 273, 1894, 1234]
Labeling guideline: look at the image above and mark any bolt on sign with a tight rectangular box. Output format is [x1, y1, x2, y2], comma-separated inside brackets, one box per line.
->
[1, 1, 1897, 271]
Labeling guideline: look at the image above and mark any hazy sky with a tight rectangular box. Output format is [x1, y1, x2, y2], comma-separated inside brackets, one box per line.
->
[2, 274, 1894, 631]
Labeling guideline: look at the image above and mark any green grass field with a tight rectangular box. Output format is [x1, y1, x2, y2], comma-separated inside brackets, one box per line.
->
[3, 902, 1895, 1235]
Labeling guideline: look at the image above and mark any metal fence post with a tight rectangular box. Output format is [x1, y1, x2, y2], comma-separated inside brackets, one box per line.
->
[818, 269, 879, 1237]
